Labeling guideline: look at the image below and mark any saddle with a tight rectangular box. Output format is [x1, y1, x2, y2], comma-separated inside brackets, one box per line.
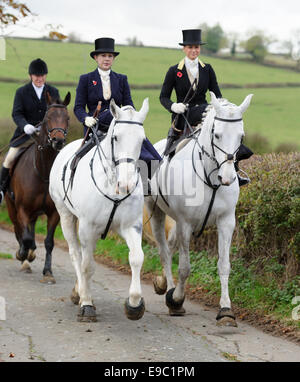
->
[69, 131, 106, 188]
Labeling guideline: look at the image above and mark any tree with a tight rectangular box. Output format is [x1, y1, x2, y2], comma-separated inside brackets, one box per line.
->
[198, 23, 227, 54]
[126, 36, 143, 47]
[0, 0, 31, 27]
[0, 0, 66, 40]
[243, 34, 268, 62]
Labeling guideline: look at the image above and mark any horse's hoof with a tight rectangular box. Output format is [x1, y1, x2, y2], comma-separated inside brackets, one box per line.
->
[70, 288, 80, 305]
[16, 250, 22, 262]
[27, 249, 36, 263]
[166, 288, 185, 316]
[40, 271, 56, 284]
[124, 297, 145, 320]
[153, 275, 167, 295]
[216, 307, 238, 327]
[77, 305, 97, 322]
[20, 260, 32, 273]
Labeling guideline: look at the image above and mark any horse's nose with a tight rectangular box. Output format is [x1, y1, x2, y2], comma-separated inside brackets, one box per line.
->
[52, 137, 65, 151]
[218, 175, 230, 186]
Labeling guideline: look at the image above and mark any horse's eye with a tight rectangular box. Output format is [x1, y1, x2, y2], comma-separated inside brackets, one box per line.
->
[113, 136, 118, 142]
[214, 134, 220, 139]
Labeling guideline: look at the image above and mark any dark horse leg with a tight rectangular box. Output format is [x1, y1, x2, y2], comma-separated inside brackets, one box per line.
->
[6, 197, 35, 272]
[40, 209, 60, 284]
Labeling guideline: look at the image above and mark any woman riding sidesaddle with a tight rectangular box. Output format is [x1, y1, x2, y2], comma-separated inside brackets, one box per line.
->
[73, 37, 161, 194]
[160, 29, 253, 186]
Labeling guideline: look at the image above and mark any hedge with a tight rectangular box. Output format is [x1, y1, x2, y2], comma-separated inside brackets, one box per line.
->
[191, 152, 300, 280]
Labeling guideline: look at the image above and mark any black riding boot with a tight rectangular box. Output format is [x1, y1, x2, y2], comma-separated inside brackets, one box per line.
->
[163, 127, 182, 158]
[235, 144, 254, 187]
[0, 166, 10, 204]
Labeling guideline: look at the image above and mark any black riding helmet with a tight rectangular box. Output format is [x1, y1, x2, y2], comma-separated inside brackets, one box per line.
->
[28, 58, 48, 75]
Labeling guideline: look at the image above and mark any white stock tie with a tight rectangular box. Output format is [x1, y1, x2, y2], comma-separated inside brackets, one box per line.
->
[98, 68, 111, 100]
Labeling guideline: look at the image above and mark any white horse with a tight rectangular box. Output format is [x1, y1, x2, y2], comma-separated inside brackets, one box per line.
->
[145, 92, 253, 326]
[49, 99, 149, 322]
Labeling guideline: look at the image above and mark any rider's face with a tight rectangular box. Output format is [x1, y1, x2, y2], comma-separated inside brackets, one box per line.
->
[94, 53, 115, 71]
[30, 74, 47, 88]
[183, 45, 201, 60]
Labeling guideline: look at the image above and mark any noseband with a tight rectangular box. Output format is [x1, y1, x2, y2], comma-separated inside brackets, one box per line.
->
[111, 120, 144, 167]
[193, 115, 243, 189]
[210, 116, 243, 164]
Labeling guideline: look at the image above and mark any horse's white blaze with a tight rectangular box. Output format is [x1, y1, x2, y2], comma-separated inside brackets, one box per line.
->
[145, 93, 253, 316]
[49, 99, 149, 316]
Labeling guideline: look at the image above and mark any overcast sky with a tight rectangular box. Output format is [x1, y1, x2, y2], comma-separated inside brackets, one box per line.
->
[3, 0, 300, 49]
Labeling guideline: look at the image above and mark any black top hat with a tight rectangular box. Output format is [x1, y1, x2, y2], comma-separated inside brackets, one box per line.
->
[28, 58, 48, 75]
[90, 38, 120, 59]
[179, 29, 206, 46]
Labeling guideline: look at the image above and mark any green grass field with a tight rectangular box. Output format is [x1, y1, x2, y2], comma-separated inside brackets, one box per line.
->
[0, 38, 300, 150]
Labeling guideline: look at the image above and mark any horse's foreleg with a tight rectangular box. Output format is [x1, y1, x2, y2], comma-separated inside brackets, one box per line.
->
[5, 197, 23, 257]
[166, 222, 192, 316]
[216, 214, 237, 327]
[121, 224, 145, 320]
[40, 211, 60, 284]
[77, 222, 97, 322]
[145, 199, 174, 295]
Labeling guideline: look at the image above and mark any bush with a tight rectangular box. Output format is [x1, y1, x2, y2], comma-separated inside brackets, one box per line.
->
[191, 153, 300, 280]
[236, 153, 300, 278]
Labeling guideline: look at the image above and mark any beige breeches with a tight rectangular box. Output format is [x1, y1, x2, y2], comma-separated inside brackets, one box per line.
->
[3, 140, 32, 168]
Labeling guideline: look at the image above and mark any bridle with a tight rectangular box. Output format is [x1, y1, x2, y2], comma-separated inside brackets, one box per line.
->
[88, 118, 144, 239]
[111, 120, 144, 168]
[195, 115, 243, 189]
[36, 103, 69, 151]
[189, 114, 244, 238]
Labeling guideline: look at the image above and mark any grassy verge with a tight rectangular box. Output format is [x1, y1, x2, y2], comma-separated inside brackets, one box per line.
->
[1, 204, 298, 331]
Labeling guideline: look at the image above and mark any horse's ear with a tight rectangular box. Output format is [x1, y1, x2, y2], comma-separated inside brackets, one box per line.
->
[46, 91, 53, 105]
[239, 94, 253, 114]
[138, 98, 149, 122]
[210, 92, 222, 114]
[110, 99, 121, 119]
[63, 92, 71, 106]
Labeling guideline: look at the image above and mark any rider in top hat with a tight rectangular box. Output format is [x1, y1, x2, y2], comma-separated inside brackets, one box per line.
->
[0, 58, 60, 204]
[160, 29, 253, 186]
[74, 37, 161, 194]
[74, 37, 133, 134]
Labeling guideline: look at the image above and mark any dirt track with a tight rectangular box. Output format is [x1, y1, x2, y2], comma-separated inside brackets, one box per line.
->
[0, 227, 300, 363]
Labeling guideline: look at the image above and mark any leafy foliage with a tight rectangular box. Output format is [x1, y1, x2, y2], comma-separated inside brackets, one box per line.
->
[0, 0, 31, 26]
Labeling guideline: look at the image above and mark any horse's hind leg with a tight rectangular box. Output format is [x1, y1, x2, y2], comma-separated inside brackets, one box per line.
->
[145, 198, 174, 295]
[121, 224, 145, 320]
[166, 222, 192, 316]
[40, 210, 60, 284]
[56, 204, 82, 306]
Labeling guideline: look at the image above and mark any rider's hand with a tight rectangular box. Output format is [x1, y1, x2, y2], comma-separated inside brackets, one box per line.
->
[24, 124, 37, 135]
[171, 103, 187, 114]
[84, 116, 98, 128]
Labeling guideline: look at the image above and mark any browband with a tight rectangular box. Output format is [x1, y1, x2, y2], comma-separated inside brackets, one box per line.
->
[214, 116, 243, 123]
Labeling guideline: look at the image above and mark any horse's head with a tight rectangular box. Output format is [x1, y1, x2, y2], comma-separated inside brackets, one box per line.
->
[109, 98, 148, 195]
[39, 92, 71, 151]
[209, 92, 253, 186]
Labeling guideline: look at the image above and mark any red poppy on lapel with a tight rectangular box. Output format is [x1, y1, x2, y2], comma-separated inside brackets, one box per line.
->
[177, 71, 183, 78]
[92, 80, 97, 86]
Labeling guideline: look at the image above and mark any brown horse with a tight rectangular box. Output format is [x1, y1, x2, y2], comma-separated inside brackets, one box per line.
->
[5, 91, 71, 283]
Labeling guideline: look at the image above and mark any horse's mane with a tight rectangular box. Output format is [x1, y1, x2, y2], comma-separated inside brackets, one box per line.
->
[200, 98, 238, 131]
